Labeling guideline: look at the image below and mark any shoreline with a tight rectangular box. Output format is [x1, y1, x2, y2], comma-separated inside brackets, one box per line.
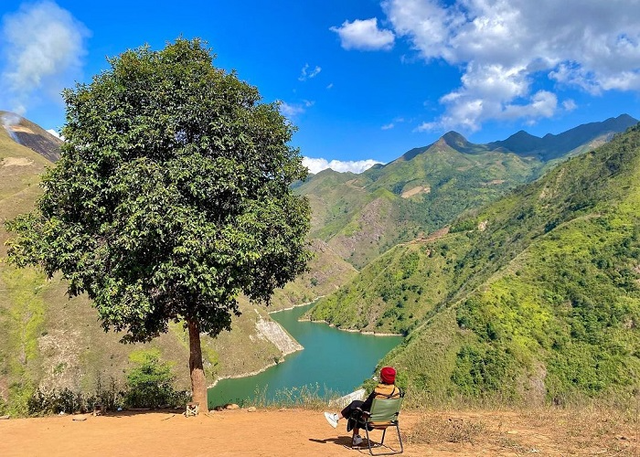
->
[298, 317, 403, 337]
[208, 345, 302, 389]
[267, 296, 324, 314]
[273, 299, 403, 337]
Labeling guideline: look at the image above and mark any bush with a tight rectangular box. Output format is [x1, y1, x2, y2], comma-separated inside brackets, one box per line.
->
[124, 349, 190, 409]
[91, 375, 125, 412]
[27, 388, 84, 416]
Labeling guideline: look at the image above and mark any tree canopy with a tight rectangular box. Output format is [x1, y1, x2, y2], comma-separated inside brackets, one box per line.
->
[7, 38, 311, 409]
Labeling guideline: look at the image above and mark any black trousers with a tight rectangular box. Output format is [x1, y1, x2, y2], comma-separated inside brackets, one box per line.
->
[341, 400, 367, 432]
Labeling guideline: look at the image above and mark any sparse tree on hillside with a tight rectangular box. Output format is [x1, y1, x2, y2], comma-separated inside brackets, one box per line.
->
[6, 38, 311, 412]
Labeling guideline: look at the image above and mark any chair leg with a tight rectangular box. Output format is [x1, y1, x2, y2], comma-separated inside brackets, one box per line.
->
[394, 424, 404, 455]
[364, 425, 403, 456]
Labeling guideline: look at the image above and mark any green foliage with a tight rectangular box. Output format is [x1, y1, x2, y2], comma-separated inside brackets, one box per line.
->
[124, 349, 189, 408]
[0, 266, 48, 417]
[308, 234, 471, 334]
[324, 125, 640, 403]
[449, 218, 478, 233]
[450, 344, 518, 398]
[28, 388, 86, 416]
[25, 375, 125, 416]
[5, 381, 35, 417]
[6, 37, 311, 343]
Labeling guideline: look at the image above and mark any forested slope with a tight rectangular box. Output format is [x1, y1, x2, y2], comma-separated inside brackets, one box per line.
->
[311, 126, 640, 402]
[297, 117, 635, 269]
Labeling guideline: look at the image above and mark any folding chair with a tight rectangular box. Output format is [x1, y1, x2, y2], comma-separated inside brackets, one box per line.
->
[358, 396, 404, 455]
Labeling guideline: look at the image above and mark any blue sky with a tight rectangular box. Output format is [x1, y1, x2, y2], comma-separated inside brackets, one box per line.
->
[2, 0, 640, 173]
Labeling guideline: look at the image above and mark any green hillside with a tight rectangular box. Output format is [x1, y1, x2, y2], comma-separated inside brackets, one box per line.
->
[3, 111, 638, 413]
[310, 125, 640, 403]
[298, 137, 539, 268]
[297, 117, 635, 269]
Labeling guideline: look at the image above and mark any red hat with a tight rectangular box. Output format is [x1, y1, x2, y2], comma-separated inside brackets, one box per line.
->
[380, 366, 396, 384]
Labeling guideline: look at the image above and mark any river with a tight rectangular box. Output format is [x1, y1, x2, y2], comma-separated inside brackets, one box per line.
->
[207, 303, 403, 407]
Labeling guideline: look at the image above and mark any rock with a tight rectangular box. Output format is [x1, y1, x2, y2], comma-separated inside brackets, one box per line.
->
[329, 389, 366, 408]
[72, 415, 87, 422]
[213, 403, 240, 411]
[247, 407, 257, 412]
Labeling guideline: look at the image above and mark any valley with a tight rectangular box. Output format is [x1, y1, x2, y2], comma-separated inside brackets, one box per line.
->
[1, 111, 639, 415]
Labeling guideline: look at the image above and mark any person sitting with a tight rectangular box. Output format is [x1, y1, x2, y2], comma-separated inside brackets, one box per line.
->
[323, 366, 402, 446]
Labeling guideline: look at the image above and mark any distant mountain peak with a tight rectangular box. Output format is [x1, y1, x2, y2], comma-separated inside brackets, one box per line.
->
[394, 114, 637, 165]
[442, 131, 466, 142]
[1, 110, 62, 162]
[488, 114, 638, 160]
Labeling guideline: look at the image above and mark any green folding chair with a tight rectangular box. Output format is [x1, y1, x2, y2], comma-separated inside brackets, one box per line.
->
[358, 396, 404, 455]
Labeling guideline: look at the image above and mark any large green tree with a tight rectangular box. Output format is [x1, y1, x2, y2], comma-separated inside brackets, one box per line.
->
[6, 38, 311, 411]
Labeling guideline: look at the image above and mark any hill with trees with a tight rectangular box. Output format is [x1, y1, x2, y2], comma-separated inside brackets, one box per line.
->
[309, 124, 640, 403]
[296, 115, 637, 269]
[1, 109, 637, 414]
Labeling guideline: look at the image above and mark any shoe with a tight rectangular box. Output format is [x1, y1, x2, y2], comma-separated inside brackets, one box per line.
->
[352, 434, 363, 446]
[324, 412, 339, 428]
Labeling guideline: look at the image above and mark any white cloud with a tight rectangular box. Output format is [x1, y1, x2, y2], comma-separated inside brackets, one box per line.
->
[500, 90, 557, 122]
[326, 83, 334, 89]
[278, 101, 306, 119]
[0, 1, 90, 116]
[562, 99, 577, 112]
[303, 157, 383, 174]
[375, 0, 640, 130]
[46, 128, 63, 139]
[381, 123, 394, 130]
[330, 18, 395, 51]
[414, 122, 437, 133]
[299, 63, 322, 81]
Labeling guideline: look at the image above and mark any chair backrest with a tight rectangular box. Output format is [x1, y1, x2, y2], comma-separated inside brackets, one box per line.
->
[368, 397, 403, 423]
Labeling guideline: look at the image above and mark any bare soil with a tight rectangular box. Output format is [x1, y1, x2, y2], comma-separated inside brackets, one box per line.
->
[0, 407, 637, 456]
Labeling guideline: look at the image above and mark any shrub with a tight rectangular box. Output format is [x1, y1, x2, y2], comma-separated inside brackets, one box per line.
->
[124, 349, 190, 408]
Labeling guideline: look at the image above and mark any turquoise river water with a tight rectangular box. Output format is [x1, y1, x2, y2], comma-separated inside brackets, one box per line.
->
[207, 303, 403, 408]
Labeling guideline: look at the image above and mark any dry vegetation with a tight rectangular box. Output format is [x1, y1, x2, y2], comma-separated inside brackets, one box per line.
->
[405, 404, 639, 456]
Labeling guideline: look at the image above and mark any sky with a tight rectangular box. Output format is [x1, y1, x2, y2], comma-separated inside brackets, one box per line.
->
[1, 0, 640, 173]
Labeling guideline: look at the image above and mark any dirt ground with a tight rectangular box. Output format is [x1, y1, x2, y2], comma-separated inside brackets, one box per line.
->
[0, 407, 637, 456]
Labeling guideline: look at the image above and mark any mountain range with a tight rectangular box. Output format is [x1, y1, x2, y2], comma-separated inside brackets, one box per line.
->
[296, 114, 638, 268]
[1, 111, 638, 412]
[308, 120, 640, 402]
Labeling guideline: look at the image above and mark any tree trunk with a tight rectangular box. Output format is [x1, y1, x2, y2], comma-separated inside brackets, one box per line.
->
[187, 318, 208, 413]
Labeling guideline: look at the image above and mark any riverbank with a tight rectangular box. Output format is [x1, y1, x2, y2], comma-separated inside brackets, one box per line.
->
[208, 307, 306, 391]
[268, 296, 324, 313]
[299, 317, 404, 337]
[1, 406, 635, 456]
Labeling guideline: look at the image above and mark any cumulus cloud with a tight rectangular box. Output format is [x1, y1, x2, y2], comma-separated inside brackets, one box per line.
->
[299, 63, 322, 81]
[330, 18, 395, 51]
[46, 128, 63, 139]
[375, 0, 640, 130]
[278, 101, 306, 119]
[303, 157, 383, 174]
[381, 123, 395, 130]
[0, 1, 90, 116]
